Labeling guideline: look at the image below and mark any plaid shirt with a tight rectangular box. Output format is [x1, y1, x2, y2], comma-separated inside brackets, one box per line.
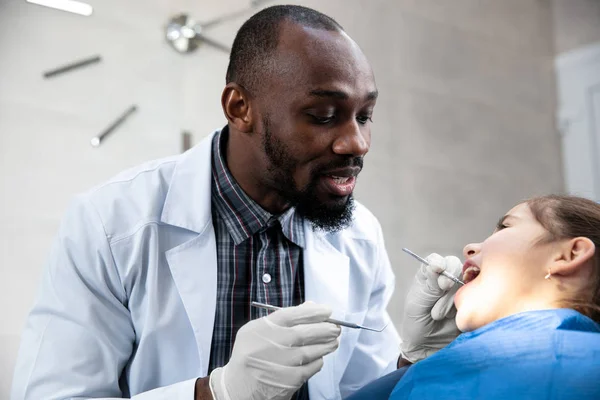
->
[208, 128, 306, 377]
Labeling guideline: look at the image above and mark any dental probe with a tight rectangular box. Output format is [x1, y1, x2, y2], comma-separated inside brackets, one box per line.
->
[402, 248, 465, 286]
[250, 302, 389, 332]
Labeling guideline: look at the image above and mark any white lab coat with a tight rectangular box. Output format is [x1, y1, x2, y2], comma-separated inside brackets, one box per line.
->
[11, 131, 400, 400]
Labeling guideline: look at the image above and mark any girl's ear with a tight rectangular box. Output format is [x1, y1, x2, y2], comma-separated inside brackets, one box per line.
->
[551, 237, 595, 277]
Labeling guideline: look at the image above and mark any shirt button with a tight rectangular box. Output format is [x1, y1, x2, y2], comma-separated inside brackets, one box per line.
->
[262, 273, 272, 284]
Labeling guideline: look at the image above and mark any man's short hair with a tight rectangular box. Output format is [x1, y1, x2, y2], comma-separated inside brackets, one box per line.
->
[226, 5, 343, 93]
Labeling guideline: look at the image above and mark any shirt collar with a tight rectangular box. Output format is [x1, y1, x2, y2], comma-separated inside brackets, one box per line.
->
[211, 127, 305, 248]
[278, 205, 306, 248]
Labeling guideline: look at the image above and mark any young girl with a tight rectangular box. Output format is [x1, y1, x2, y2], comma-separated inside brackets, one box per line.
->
[351, 195, 600, 399]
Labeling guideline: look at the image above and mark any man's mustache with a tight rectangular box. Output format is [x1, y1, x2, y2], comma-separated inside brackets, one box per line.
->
[313, 156, 364, 176]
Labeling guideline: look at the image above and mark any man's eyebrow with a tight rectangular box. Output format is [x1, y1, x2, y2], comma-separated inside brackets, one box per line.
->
[307, 89, 379, 101]
[309, 89, 349, 100]
[366, 90, 378, 101]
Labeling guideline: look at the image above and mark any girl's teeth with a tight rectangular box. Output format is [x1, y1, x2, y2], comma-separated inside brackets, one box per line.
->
[462, 266, 481, 282]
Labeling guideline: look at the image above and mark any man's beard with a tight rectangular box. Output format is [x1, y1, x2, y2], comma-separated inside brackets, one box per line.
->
[261, 118, 361, 232]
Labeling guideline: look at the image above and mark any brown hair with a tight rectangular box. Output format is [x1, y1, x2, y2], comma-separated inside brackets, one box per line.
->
[526, 195, 600, 323]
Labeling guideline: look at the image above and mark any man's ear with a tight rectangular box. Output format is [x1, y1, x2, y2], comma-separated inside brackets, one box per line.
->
[551, 237, 595, 276]
[221, 83, 253, 133]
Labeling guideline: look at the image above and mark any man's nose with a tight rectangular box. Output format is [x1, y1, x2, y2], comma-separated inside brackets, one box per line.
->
[332, 120, 370, 157]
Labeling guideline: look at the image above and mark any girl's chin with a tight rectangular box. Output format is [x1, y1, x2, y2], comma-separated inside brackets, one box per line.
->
[455, 314, 479, 333]
[455, 312, 468, 332]
[455, 300, 483, 333]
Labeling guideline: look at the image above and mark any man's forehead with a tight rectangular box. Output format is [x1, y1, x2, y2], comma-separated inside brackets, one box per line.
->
[272, 21, 375, 94]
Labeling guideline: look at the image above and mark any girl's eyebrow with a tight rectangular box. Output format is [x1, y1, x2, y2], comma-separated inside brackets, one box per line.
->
[496, 214, 519, 228]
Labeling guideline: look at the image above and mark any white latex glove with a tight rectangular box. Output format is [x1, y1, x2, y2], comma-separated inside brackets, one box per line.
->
[209, 302, 341, 400]
[400, 253, 462, 363]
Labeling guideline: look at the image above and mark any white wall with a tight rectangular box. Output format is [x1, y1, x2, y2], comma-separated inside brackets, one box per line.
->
[552, 0, 600, 202]
[0, 0, 231, 392]
[555, 43, 600, 202]
[1, 0, 563, 395]
[552, 0, 600, 54]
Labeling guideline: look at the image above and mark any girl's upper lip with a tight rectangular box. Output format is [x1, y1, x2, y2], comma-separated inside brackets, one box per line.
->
[462, 258, 479, 274]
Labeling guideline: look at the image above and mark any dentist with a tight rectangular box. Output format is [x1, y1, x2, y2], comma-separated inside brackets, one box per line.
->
[11, 5, 460, 400]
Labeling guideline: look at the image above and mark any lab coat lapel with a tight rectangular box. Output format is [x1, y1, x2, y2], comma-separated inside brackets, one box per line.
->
[162, 132, 218, 376]
[165, 230, 217, 376]
[304, 226, 349, 399]
[304, 229, 350, 316]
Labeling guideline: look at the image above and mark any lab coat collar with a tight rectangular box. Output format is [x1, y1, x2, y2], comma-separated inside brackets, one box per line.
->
[162, 130, 219, 375]
[160, 130, 217, 232]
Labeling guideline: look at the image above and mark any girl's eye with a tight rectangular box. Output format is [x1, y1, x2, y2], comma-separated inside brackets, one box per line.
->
[494, 215, 510, 232]
[495, 223, 508, 232]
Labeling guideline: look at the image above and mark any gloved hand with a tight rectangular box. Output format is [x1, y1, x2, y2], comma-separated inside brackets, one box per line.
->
[209, 302, 341, 400]
[400, 253, 462, 363]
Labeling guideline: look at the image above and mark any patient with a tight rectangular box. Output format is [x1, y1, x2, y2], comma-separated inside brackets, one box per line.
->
[350, 195, 600, 399]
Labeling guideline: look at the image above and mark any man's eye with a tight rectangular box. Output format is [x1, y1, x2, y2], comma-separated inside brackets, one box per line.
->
[357, 116, 373, 125]
[311, 115, 334, 124]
